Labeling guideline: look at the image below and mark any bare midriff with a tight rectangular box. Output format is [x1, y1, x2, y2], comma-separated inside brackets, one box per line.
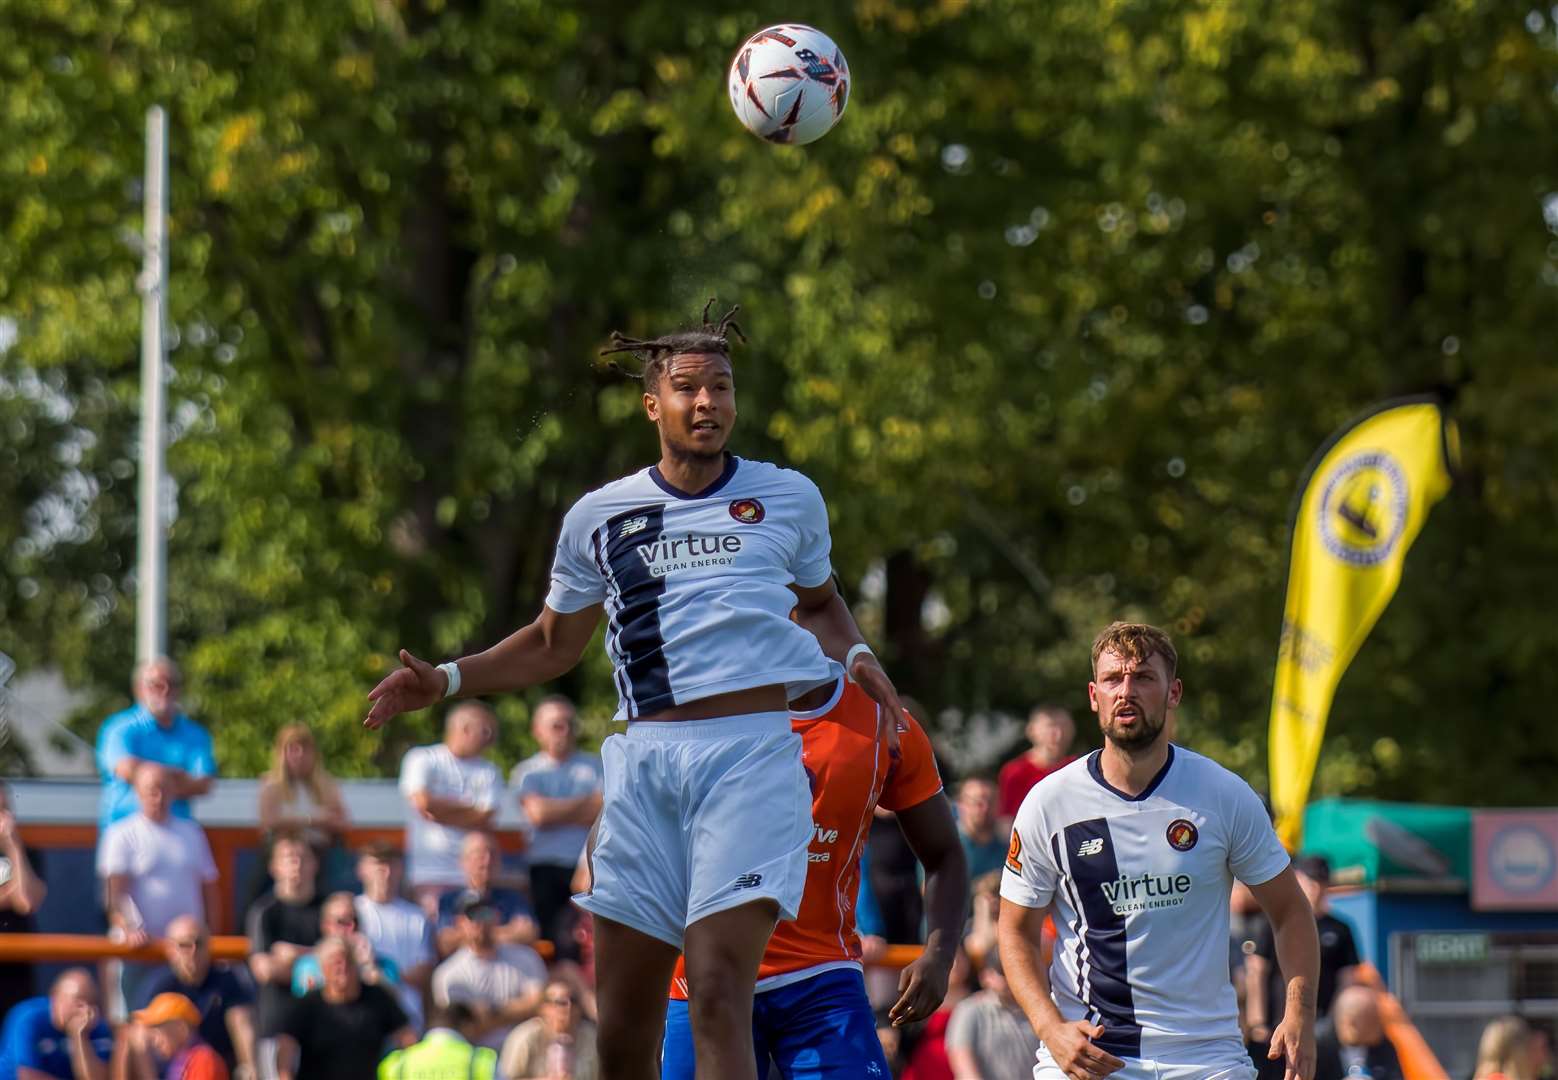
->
[637, 683, 788, 722]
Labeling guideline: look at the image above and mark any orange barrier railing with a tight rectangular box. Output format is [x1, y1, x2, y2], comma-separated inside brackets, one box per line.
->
[0, 933, 554, 963]
[1356, 962, 1448, 1080]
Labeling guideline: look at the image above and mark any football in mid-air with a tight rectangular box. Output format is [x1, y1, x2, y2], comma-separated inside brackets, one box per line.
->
[727, 24, 850, 145]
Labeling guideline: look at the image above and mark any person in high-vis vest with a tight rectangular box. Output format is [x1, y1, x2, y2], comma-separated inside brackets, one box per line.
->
[377, 1003, 496, 1080]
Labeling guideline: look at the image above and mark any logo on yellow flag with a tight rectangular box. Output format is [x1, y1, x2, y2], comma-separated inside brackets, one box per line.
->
[1269, 397, 1458, 850]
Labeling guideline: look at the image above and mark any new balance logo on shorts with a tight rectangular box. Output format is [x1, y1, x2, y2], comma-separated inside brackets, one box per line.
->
[1076, 837, 1105, 857]
[733, 873, 763, 890]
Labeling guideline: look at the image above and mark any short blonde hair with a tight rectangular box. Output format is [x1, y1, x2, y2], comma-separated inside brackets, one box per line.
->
[1090, 622, 1179, 680]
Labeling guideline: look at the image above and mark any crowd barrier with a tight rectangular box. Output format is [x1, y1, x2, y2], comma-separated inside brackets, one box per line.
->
[0, 934, 927, 968]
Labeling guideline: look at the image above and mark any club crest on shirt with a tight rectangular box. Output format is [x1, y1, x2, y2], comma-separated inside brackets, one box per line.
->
[1006, 830, 1024, 873]
[1166, 818, 1199, 851]
[728, 498, 765, 524]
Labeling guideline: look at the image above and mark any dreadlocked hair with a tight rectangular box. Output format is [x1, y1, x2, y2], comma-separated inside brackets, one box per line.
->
[599, 298, 746, 386]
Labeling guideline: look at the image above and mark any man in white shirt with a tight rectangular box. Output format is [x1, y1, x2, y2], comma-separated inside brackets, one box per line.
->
[998, 622, 1319, 1080]
[98, 763, 219, 1014]
[430, 897, 547, 1051]
[353, 842, 435, 1032]
[98, 764, 219, 944]
[398, 703, 503, 913]
[509, 695, 603, 949]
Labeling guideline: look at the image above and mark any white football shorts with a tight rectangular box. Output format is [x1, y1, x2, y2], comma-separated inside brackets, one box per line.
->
[573, 711, 812, 950]
[1033, 1044, 1255, 1080]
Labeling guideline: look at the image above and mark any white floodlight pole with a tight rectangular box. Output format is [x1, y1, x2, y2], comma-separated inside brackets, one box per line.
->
[136, 105, 169, 663]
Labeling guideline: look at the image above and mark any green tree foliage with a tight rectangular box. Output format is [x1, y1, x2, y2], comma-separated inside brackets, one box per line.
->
[1, 0, 1555, 801]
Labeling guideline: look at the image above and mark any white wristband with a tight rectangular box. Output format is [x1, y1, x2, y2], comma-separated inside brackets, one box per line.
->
[436, 661, 462, 699]
[844, 643, 875, 682]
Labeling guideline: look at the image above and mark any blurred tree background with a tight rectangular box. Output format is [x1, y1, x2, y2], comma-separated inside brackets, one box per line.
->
[1, 0, 1555, 799]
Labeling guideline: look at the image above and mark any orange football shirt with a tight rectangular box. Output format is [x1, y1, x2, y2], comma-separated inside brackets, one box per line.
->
[670, 678, 944, 999]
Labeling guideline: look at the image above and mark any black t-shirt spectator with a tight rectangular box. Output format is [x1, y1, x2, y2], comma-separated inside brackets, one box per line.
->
[279, 984, 406, 1080]
[0, 846, 42, 1016]
[246, 893, 322, 1036]
[866, 815, 924, 945]
[1254, 911, 1360, 1021]
[134, 963, 254, 1069]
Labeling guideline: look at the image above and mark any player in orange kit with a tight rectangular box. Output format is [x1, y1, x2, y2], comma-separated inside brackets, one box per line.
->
[660, 665, 969, 1078]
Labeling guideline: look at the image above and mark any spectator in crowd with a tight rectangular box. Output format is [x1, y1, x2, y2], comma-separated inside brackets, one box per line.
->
[118, 992, 229, 1080]
[0, 969, 114, 1080]
[1313, 985, 1401, 1080]
[1531, 1023, 1554, 1080]
[856, 816, 922, 1009]
[944, 950, 1041, 1080]
[376, 1004, 495, 1080]
[399, 704, 503, 915]
[1245, 854, 1359, 1077]
[498, 980, 599, 1080]
[509, 696, 601, 948]
[899, 945, 977, 1080]
[290, 894, 400, 1000]
[953, 778, 1007, 884]
[863, 808, 925, 947]
[431, 897, 546, 1052]
[1475, 1016, 1539, 1080]
[996, 705, 1074, 826]
[436, 833, 537, 957]
[96, 658, 215, 836]
[276, 939, 413, 1080]
[132, 916, 256, 1079]
[99, 765, 221, 944]
[257, 726, 350, 895]
[0, 780, 47, 1017]
[958, 871, 1002, 970]
[354, 843, 435, 1033]
[245, 833, 322, 1053]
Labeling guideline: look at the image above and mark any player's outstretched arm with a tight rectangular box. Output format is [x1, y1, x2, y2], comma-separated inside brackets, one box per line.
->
[364, 604, 603, 729]
[999, 899, 1124, 1080]
[1249, 867, 1320, 1080]
[790, 579, 903, 752]
[888, 792, 968, 1027]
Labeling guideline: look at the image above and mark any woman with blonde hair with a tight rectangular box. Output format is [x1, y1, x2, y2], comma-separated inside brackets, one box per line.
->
[256, 724, 351, 892]
[1474, 1015, 1537, 1080]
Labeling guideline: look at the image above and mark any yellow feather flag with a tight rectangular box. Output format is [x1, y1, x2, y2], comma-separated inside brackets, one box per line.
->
[1270, 396, 1459, 850]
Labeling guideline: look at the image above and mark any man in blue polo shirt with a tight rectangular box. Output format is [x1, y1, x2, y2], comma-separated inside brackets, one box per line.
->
[0, 969, 114, 1080]
[96, 656, 216, 834]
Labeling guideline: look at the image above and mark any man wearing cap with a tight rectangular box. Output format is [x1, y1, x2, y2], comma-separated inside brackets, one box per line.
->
[1246, 854, 1360, 1078]
[0, 969, 113, 1080]
[433, 833, 536, 958]
[120, 993, 228, 1080]
[430, 897, 546, 1051]
[354, 844, 434, 1032]
[131, 916, 255, 1080]
[376, 1004, 495, 1080]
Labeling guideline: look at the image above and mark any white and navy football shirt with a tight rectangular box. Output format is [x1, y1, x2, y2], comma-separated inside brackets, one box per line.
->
[1001, 745, 1290, 1066]
[545, 455, 836, 721]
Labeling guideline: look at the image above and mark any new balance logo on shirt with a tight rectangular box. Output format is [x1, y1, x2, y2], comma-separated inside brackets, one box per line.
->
[1077, 837, 1105, 857]
[619, 515, 649, 537]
